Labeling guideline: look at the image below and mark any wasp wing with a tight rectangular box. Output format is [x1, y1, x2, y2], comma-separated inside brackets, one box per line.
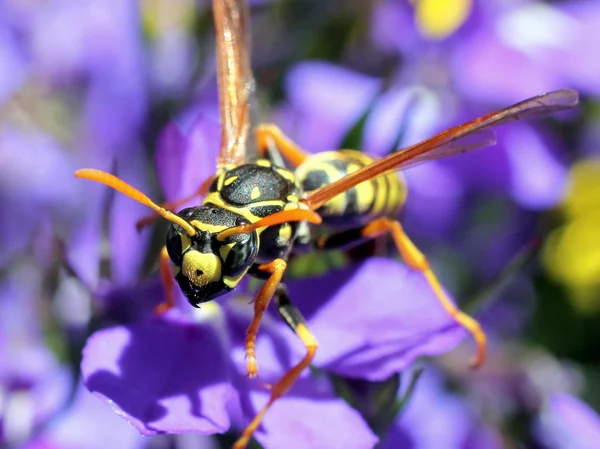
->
[303, 89, 579, 210]
[214, 0, 254, 168]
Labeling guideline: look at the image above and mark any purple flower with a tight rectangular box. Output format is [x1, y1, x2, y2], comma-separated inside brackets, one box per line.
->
[0, 263, 72, 447]
[23, 385, 145, 449]
[536, 393, 600, 449]
[380, 369, 503, 449]
[367, 0, 578, 214]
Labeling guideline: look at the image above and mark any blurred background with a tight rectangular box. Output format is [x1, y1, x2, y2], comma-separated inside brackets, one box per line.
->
[1, 0, 599, 448]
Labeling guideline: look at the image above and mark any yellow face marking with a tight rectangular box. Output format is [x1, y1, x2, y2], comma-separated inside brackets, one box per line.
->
[255, 159, 272, 167]
[223, 267, 249, 288]
[219, 241, 236, 261]
[286, 194, 298, 203]
[179, 234, 192, 254]
[224, 176, 238, 186]
[182, 250, 222, 286]
[251, 186, 261, 200]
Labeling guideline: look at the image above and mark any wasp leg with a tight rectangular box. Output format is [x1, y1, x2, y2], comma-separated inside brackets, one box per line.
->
[234, 285, 318, 449]
[255, 124, 309, 167]
[363, 218, 486, 368]
[245, 259, 288, 378]
[317, 218, 486, 368]
[154, 246, 176, 315]
[134, 174, 216, 232]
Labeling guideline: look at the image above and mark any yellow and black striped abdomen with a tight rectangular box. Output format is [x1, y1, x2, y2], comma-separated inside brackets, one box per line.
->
[295, 150, 407, 228]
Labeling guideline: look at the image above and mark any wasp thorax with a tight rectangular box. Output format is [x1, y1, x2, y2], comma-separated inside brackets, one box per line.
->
[165, 205, 259, 306]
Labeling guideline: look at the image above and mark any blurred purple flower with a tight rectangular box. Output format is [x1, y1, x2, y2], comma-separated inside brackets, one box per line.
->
[24, 385, 145, 449]
[0, 263, 72, 447]
[536, 393, 600, 449]
[380, 369, 503, 449]
[1, 0, 152, 290]
[367, 0, 576, 213]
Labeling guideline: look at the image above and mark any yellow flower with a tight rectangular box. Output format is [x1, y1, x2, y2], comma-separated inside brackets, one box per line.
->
[413, 0, 473, 40]
[542, 160, 600, 313]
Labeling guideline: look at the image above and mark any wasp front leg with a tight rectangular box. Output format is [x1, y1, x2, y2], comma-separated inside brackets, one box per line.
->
[235, 285, 318, 449]
[154, 246, 177, 315]
[244, 258, 288, 378]
[317, 218, 487, 368]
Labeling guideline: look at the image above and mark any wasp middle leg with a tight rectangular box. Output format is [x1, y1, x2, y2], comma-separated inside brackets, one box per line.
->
[234, 284, 318, 449]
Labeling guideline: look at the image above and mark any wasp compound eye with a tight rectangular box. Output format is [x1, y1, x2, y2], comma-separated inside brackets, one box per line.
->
[165, 224, 191, 267]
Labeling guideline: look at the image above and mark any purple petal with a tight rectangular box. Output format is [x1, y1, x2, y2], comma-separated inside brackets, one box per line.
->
[81, 314, 235, 435]
[223, 302, 377, 449]
[502, 125, 568, 210]
[155, 115, 221, 203]
[109, 147, 153, 286]
[282, 61, 381, 151]
[537, 393, 600, 449]
[363, 86, 443, 158]
[370, 0, 419, 55]
[24, 385, 144, 449]
[401, 162, 465, 238]
[251, 378, 378, 449]
[286, 258, 465, 380]
[452, 2, 600, 103]
[0, 26, 26, 105]
[381, 369, 503, 449]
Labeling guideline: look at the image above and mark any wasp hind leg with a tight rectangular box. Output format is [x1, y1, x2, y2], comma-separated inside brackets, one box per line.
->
[318, 217, 487, 368]
[244, 259, 288, 378]
[255, 124, 309, 167]
[234, 285, 318, 449]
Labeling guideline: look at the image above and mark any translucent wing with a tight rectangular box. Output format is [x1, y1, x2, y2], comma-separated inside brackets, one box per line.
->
[214, 0, 254, 168]
[303, 89, 579, 210]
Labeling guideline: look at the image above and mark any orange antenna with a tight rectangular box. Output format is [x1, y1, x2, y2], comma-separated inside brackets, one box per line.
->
[75, 169, 197, 237]
[216, 208, 322, 241]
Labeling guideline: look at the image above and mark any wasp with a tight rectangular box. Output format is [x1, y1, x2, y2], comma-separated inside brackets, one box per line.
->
[75, 0, 579, 447]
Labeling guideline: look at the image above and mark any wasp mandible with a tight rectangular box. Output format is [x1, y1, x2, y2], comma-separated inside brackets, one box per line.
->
[75, 0, 579, 447]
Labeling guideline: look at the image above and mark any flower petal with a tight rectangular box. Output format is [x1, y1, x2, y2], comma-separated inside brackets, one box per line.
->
[286, 258, 465, 380]
[155, 114, 221, 202]
[251, 378, 378, 449]
[281, 61, 381, 151]
[537, 393, 600, 449]
[81, 314, 235, 435]
[224, 301, 377, 449]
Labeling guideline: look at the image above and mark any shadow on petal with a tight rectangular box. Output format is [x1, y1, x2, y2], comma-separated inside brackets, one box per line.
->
[81, 314, 236, 436]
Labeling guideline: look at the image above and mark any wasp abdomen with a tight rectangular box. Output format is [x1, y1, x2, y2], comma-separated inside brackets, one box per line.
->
[295, 150, 407, 228]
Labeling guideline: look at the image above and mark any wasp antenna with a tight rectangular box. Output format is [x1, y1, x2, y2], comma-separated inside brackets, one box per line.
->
[74, 169, 197, 237]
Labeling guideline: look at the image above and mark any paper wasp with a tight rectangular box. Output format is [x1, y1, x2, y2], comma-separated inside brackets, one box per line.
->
[75, 0, 579, 447]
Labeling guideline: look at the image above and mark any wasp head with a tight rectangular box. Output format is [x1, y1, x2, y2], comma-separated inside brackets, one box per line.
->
[165, 205, 259, 306]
